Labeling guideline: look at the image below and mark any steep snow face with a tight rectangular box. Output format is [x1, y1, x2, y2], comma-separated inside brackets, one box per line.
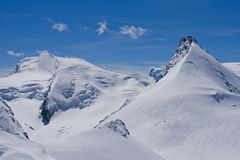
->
[99, 37, 240, 160]
[149, 36, 198, 81]
[0, 99, 54, 159]
[0, 132, 55, 160]
[0, 99, 27, 138]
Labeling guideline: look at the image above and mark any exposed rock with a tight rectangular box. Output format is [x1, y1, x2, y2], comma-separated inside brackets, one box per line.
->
[99, 119, 130, 138]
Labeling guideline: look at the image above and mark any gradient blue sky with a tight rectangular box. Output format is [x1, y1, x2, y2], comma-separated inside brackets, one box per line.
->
[0, 0, 240, 68]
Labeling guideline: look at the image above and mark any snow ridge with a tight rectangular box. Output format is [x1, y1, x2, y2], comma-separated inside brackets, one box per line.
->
[95, 99, 131, 128]
[149, 36, 198, 81]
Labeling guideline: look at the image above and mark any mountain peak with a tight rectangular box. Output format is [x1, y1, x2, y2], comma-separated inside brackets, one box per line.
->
[149, 35, 199, 81]
[179, 35, 198, 46]
[15, 50, 60, 73]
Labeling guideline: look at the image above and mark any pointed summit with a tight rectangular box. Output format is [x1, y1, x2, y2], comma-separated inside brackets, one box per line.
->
[149, 35, 240, 95]
[149, 35, 200, 81]
[179, 35, 198, 45]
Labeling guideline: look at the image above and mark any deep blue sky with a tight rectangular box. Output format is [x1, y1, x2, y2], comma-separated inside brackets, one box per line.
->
[0, 0, 240, 68]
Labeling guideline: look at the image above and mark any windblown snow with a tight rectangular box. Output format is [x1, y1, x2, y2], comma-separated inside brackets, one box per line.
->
[0, 36, 240, 160]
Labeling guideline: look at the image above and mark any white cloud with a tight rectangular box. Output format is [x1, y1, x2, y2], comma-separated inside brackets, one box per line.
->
[97, 21, 108, 35]
[46, 18, 68, 32]
[120, 25, 148, 39]
[52, 23, 68, 32]
[6, 50, 24, 57]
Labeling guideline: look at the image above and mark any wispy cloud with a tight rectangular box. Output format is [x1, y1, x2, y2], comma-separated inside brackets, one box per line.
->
[227, 28, 240, 34]
[6, 50, 24, 57]
[193, 27, 240, 38]
[120, 25, 148, 39]
[46, 18, 68, 32]
[97, 21, 108, 35]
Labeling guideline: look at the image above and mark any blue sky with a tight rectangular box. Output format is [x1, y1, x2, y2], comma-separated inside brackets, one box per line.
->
[0, 0, 240, 68]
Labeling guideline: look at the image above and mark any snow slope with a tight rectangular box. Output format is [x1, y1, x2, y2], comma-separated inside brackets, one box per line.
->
[98, 36, 240, 160]
[46, 119, 163, 160]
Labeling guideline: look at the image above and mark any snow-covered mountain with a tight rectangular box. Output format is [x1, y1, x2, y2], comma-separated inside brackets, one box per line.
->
[97, 36, 240, 160]
[0, 36, 240, 160]
[0, 51, 144, 136]
[0, 51, 163, 160]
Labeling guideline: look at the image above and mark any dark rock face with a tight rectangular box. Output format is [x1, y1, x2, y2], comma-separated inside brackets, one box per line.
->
[149, 36, 198, 82]
[99, 119, 130, 138]
[40, 100, 55, 125]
